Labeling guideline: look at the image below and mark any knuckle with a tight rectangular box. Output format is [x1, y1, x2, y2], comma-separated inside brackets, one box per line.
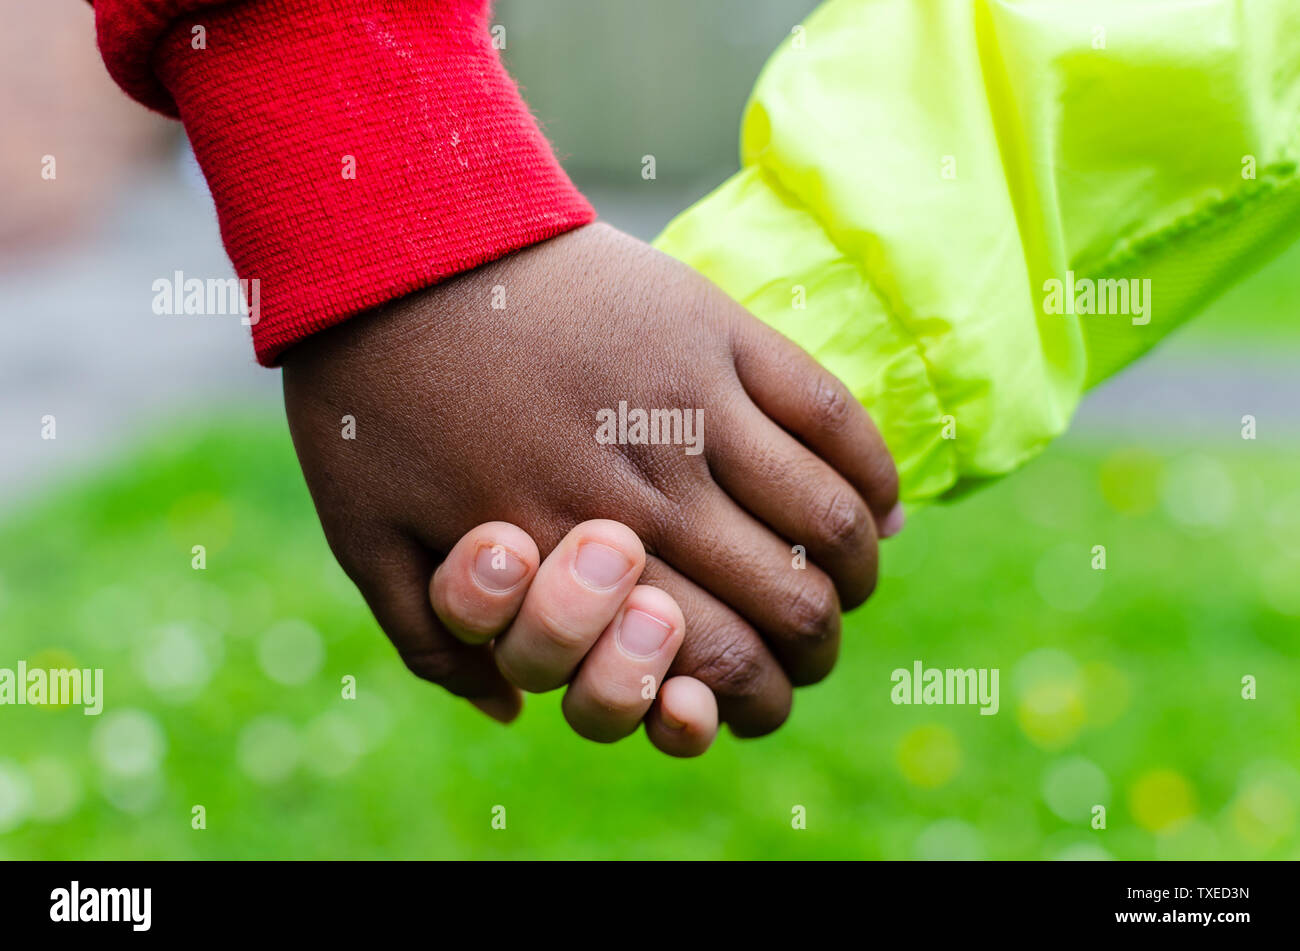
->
[431, 583, 494, 644]
[562, 691, 638, 744]
[448, 615, 498, 645]
[692, 637, 766, 700]
[730, 690, 792, 738]
[530, 609, 592, 655]
[867, 446, 901, 507]
[783, 577, 840, 645]
[816, 488, 871, 550]
[809, 376, 853, 432]
[399, 644, 462, 687]
[864, 547, 881, 595]
[493, 646, 558, 694]
[788, 646, 839, 688]
[844, 556, 879, 609]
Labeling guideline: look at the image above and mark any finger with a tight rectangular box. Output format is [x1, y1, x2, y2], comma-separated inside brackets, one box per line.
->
[650, 488, 843, 687]
[637, 555, 793, 736]
[707, 398, 880, 608]
[430, 521, 539, 645]
[352, 534, 522, 723]
[494, 519, 645, 693]
[730, 317, 902, 534]
[561, 585, 685, 743]
[645, 676, 718, 757]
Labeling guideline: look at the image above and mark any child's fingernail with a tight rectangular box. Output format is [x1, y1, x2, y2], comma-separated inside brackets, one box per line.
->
[615, 609, 672, 658]
[879, 502, 905, 539]
[574, 541, 632, 590]
[473, 544, 529, 592]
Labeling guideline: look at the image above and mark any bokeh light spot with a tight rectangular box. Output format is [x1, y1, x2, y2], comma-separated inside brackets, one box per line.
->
[1050, 842, 1112, 861]
[1129, 768, 1196, 832]
[0, 761, 33, 833]
[1228, 761, 1299, 851]
[914, 818, 983, 860]
[1081, 662, 1130, 727]
[258, 619, 324, 686]
[1042, 756, 1109, 823]
[897, 725, 961, 788]
[135, 623, 221, 702]
[91, 709, 167, 778]
[26, 756, 82, 823]
[1162, 454, 1235, 530]
[303, 711, 366, 777]
[237, 716, 300, 785]
[1014, 650, 1086, 750]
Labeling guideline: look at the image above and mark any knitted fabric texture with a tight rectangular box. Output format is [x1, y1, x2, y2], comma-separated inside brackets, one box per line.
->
[93, 0, 596, 364]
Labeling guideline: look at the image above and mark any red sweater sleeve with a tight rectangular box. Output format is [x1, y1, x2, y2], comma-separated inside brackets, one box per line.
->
[92, 0, 596, 365]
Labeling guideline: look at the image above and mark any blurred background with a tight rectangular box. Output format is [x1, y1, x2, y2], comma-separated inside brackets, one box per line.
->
[1, 1, 1297, 859]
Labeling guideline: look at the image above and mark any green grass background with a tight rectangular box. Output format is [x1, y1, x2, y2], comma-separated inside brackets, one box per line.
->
[1, 251, 1298, 859]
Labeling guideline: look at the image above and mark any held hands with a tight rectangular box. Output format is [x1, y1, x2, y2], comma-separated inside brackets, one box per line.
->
[281, 223, 900, 752]
[430, 519, 718, 757]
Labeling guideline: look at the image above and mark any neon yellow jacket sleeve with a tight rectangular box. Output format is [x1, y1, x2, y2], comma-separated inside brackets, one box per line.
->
[654, 0, 1300, 501]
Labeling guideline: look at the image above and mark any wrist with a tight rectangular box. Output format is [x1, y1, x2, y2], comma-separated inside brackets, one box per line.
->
[96, 0, 595, 366]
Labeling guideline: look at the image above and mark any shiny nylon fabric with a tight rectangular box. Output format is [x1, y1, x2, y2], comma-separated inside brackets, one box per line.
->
[655, 0, 1300, 501]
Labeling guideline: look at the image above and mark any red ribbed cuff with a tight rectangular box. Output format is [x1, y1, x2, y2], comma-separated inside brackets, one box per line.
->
[95, 0, 595, 364]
